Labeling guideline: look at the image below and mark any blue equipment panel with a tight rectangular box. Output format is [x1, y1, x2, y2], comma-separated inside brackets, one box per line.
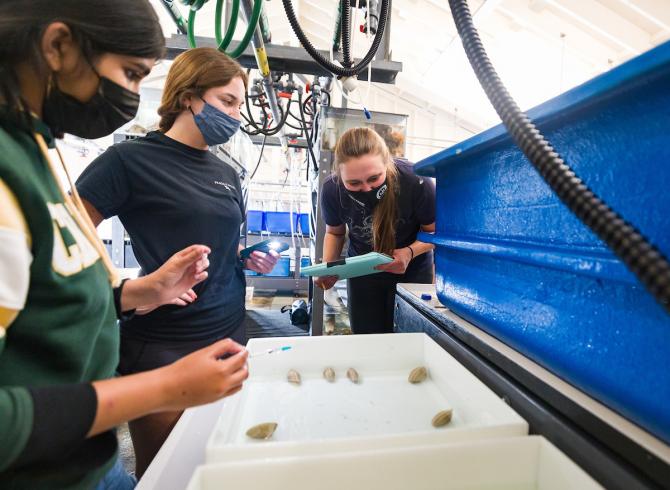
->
[415, 41, 670, 442]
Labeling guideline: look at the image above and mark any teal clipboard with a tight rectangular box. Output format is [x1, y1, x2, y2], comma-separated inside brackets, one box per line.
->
[300, 252, 394, 279]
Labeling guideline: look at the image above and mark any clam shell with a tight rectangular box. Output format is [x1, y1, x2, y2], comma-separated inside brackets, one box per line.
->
[408, 366, 428, 384]
[432, 409, 453, 428]
[346, 367, 360, 384]
[287, 369, 301, 385]
[246, 422, 278, 439]
[323, 367, 336, 382]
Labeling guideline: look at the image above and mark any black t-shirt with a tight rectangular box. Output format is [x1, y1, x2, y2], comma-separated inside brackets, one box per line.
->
[321, 159, 436, 271]
[76, 131, 246, 343]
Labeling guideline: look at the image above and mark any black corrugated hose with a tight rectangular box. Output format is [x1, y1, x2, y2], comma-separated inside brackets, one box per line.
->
[340, 0, 353, 68]
[282, 0, 390, 78]
[448, 0, 670, 313]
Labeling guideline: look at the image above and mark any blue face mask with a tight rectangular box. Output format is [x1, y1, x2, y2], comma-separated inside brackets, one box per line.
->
[190, 98, 241, 146]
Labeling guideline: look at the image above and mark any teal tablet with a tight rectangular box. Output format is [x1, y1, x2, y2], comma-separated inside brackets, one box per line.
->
[240, 239, 290, 259]
[300, 252, 394, 279]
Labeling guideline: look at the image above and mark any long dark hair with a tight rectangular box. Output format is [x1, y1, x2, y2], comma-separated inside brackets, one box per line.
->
[0, 0, 165, 126]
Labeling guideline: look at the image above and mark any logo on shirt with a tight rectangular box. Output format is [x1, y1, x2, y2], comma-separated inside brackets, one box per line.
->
[347, 214, 374, 245]
[214, 181, 235, 192]
[48, 202, 100, 276]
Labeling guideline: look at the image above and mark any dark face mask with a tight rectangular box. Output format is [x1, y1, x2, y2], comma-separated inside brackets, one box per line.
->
[346, 178, 388, 210]
[42, 71, 140, 139]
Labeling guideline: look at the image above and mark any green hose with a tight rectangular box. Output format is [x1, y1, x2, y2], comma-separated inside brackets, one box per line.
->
[226, 0, 263, 58]
[215, 0, 239, 51]
[182, 0, 207, 47]
[186, 0, 263, 58]
[187, 8, 196, 48]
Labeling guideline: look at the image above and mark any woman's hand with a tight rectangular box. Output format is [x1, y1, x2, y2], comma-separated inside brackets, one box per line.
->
[375, 247, 413, 275]
[145, 245, 210, 304]
[120, 244, 211, 312]
[161, 339, 249, 411]
[89, 338, 249, 436]
[314, 275, 339, 290]
[245, 250, 280, 274]
[135, 289, 198, 315]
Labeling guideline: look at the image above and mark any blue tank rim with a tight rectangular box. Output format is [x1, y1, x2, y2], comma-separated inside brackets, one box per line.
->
[418, 232, 636, 284]
[414, 40, 670, 178]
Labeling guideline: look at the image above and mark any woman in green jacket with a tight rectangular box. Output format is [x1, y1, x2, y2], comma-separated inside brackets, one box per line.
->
[0, 2, 249, 489]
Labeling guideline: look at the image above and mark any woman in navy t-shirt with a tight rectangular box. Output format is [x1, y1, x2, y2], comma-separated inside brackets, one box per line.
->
[76, 48, 278, 477]
[317, 127, 436, 334]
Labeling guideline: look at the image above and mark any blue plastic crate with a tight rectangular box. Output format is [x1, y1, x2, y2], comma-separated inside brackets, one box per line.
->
[263, 256, 291, 277]
[246, 210, 264, 233]
[415, 41, 670, 443]
[297, 213, 310, 235]
[263, 212, 294, 234]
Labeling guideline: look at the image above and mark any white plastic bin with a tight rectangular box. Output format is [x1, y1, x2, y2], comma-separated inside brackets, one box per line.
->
[189, 436, 601, 490]
[206, 333, 528, 463]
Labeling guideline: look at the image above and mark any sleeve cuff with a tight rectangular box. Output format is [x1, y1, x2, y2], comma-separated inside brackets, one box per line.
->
[12, 383, 98, 468]
[76, 188, 114, 220]
[113, 279, 136, 321]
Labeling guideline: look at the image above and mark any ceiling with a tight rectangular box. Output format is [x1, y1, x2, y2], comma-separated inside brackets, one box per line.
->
[148, 0, 670, 129]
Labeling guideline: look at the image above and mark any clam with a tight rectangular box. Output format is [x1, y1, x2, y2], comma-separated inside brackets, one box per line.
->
[431, 409, 453, 428]
[246, 422, 278, 440]
[346, 367, 360, 384]
[408, 366, 428, 384]
[287, 369, 301, 385]
[323, 367, 336, 382]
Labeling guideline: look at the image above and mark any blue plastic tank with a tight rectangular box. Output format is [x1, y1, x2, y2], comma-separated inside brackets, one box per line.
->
[297, 213, 310, 236]
[415, 41, 670, 442]
[264, 256, 291, 277]
[246, 210, 264, 233]
[263, 211, 294, 234]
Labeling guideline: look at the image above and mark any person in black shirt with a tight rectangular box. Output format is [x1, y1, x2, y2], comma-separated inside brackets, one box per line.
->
[317, 127, 436, 334]
[76, 48, 278, 477]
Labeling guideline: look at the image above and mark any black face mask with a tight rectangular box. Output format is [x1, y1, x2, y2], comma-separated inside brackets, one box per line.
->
[42, 73, 140, 139]
[346, 178, 388, 210]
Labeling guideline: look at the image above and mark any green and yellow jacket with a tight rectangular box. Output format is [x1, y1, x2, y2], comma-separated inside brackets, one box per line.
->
[0, 112, 119, 489]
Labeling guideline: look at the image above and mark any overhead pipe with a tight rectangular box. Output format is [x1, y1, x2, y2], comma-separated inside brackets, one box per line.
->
[240, 0, 288, 152]
[160, 0, 189, 35]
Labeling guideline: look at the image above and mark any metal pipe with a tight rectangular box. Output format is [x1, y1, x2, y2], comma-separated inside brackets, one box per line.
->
[160, 0, 188, 35]
[259, 6, 272, 43]
[240, 0, 288, 152]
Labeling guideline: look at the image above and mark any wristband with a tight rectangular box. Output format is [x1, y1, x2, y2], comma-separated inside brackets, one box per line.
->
[113, 278, 136, 321]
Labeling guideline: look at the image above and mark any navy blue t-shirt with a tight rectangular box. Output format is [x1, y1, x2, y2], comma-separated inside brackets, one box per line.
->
[321, 159, 436, 271]
[76, 131, 246, 343]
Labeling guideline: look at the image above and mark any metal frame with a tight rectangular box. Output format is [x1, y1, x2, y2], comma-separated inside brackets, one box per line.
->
[394, 285, 669, 490]
[308, 148, 335, 337]
[164, 35, 403, 84]
[242, 233, 309, 293]
[248, 134, 308, 148]
[110, 217, 125, 268]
